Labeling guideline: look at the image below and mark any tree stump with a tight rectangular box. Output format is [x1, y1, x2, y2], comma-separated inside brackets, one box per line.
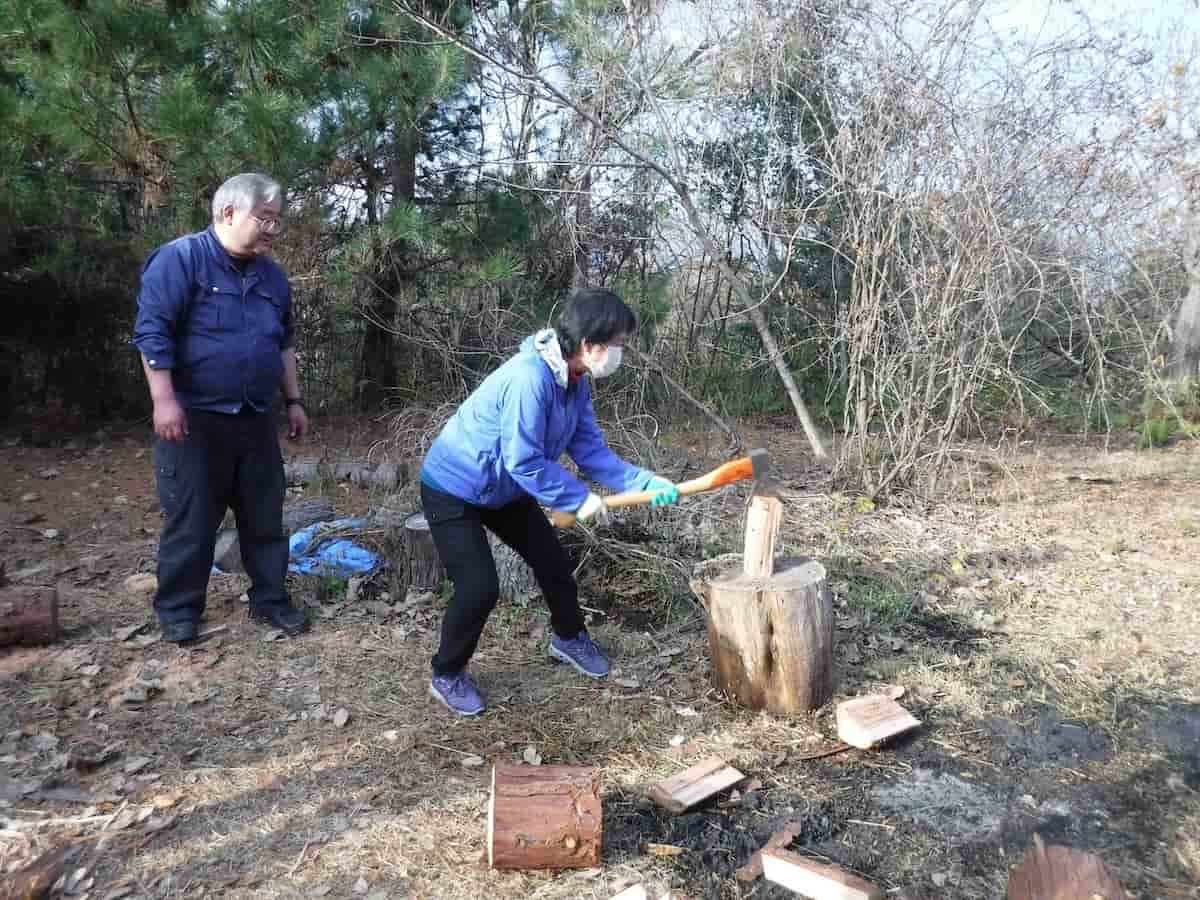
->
[692, 557, 834, 714]
[487, 764, 602, 869]
[0, 587, 60, 648]
[488, 533, 540, 604]
[690, 488, 833, 714]
[404, 512, 445, 593]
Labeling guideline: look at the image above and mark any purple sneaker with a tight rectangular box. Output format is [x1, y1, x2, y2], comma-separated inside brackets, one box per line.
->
[549, 631, 610, 679]
[429, 671, 485, 716]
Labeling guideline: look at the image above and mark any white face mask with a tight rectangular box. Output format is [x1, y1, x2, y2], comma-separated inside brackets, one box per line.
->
[589, 345, 623, 379]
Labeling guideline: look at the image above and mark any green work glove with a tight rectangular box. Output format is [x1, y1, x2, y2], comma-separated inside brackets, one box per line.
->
[646, 475, 680, 507]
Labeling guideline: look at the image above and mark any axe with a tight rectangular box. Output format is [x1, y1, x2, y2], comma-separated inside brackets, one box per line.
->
[550, 448, 770, 528]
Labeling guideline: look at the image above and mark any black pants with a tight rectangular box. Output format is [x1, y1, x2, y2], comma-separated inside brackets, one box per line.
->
[421, 482, 585, 675]
[153, 409, 288, 626]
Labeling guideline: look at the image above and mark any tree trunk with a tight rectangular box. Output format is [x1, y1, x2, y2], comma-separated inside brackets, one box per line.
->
[1169, 210, 1200, 382]
[487, 764, 602, 870]
[691, 556, 834, 714]
[359, 127, 420, 411]
[0, 587, 60, 648]
[283, 457, 405, 491]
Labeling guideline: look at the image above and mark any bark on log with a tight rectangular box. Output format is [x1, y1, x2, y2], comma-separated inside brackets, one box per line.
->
[213, 497, 336, 574]
[0, 587, 60, 648]
[283, 456, 405, 491]
[691, 556, 834, 714]
[489, 533, 540, 605]
[487, 764, 602, 870]
[1007, 835, 1129, 900]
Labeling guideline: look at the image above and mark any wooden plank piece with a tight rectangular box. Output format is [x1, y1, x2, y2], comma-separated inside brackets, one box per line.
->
[761, 848, 883, 900]
[743, 493, 783, 577]
[647, 756, 745, 814]
[836, 695, 921, 750]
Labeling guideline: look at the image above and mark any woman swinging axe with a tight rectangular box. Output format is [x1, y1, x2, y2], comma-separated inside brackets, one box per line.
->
[418, 288, 680, 716]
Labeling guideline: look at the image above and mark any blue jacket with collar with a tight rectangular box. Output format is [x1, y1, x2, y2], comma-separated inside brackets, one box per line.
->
[420, 331, 654, 512]
[132, 227, 295, 414]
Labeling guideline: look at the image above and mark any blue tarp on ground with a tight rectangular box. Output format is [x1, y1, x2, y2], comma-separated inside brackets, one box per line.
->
[286, 519, 383, 577]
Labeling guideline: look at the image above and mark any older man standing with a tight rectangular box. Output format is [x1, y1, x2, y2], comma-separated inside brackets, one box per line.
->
[133, 172, 310, 643]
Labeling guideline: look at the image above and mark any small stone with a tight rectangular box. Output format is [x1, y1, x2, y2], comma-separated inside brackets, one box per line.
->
[332, 708, 350, 728]
[42, 528, 61, 539]
[932, 872, 949, 887]
[21, 492, 39, 502]
[123, 574, 158, 596]
[352, 877, 369, 894]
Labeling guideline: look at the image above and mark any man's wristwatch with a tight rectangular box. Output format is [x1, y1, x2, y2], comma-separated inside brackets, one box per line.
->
[285, 397, 305, 410]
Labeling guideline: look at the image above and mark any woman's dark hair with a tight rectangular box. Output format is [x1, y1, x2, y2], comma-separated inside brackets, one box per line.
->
[555, 288, 637, 358]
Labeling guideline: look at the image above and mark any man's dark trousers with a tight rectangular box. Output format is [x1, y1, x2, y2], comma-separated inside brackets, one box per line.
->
[153, 409, 288, 626]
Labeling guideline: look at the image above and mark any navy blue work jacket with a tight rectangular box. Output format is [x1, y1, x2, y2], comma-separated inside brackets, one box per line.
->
[132, 227, 295, 414]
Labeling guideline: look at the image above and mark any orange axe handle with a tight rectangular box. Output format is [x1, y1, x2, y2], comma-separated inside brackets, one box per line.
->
[548, 454, 760, 528]
[606, 455, 758, 509]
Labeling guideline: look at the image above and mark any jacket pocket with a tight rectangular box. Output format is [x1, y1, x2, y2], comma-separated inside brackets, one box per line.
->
[195, 283, 237, 332]
[421, 483, 472, 526]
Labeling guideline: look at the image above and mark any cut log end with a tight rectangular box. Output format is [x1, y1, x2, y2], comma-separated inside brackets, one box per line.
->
[1007, 835, 1129, 900]
[487, 764, 602, 870]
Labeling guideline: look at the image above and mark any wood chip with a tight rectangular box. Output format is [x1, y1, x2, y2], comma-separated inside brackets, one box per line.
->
[836, 695, 921, 750]
[647, 756, 745, 814]
[113, 624, 145, 642]
[642, 842, 686, 857]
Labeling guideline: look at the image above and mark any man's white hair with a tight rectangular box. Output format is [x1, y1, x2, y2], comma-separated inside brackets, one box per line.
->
[211, 173, 283, 224]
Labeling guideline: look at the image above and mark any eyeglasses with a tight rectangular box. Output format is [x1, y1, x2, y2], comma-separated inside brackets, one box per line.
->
[250, 213, 284, 235]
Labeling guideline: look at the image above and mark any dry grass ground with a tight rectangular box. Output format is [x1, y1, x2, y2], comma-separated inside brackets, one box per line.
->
[1, 418, 1198, 899]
